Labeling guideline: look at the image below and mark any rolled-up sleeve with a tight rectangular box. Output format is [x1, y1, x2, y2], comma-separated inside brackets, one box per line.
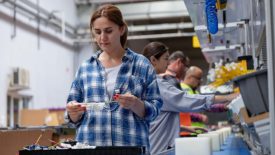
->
[142, 63, 163, 122]
[65, 67, 85, 125]
[67, 67, 84, 103]
[157, 77, 214, 112]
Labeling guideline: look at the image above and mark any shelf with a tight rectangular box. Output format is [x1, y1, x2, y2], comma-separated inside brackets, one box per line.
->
[8, 85, 29, 92]
[8, 85, 32, 98]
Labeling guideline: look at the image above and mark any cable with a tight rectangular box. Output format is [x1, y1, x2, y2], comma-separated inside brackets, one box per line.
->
[205, 0, 218, 34]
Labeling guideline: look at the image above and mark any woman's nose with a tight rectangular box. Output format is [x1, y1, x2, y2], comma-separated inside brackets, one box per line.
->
[100, 32, 107, 40]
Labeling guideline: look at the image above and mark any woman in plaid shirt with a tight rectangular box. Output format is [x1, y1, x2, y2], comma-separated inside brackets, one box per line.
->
[65, 4, 162, 154]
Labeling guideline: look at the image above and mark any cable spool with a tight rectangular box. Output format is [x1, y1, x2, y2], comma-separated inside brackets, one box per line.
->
[205, 0, 218, 34]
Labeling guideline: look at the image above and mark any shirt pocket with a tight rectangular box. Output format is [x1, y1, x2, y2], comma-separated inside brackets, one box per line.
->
[126, 75, 145, 98]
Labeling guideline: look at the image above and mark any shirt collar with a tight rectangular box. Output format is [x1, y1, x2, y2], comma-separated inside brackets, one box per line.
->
[89, 48, 134, 63]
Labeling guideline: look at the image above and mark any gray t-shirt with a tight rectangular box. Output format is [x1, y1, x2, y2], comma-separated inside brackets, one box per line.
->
[149, 75, 214, 155]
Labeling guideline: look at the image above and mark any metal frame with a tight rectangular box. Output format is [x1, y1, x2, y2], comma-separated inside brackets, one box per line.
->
[265, 0, 275, 154]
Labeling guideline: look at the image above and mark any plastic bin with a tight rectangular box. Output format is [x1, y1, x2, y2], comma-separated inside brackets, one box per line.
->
[233, 69, 268, 116]
[237, 55, 254, 70]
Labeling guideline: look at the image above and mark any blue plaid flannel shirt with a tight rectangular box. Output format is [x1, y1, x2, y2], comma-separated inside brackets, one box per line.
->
[66, 48, 162, 152]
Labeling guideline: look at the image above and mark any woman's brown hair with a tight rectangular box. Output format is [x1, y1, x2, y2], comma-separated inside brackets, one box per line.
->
[90, 4, 128, 48]
[142, 42, 169, 60]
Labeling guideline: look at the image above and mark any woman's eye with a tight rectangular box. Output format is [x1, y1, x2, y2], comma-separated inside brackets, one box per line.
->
[95, 31, 101, 35]
[105, 29, 112, 34]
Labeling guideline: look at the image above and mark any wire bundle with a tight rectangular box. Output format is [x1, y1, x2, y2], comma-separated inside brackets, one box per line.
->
[205, 0, 218, 34]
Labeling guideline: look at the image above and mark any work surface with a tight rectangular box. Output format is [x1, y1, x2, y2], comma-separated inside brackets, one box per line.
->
[213, 135, 251, 155]
[159, 134, 251, 155]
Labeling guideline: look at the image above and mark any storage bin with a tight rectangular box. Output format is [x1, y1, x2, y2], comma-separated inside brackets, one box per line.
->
[233, 69, 268, 116]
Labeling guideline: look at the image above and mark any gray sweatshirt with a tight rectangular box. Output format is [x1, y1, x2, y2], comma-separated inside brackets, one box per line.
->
[149, 75, 214, 155]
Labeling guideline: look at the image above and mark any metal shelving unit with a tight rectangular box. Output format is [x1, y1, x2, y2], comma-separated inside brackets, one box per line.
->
[183, 0, 274, 154]
[183, 0, 265, 64]
[265, 0, 275, 155]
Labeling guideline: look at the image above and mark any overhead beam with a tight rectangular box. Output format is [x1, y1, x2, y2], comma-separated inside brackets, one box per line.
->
[77, 22, 194, 34]
[75, 32, 195, 43]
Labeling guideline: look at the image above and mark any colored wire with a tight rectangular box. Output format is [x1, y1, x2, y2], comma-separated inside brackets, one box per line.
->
[205, 0, 218, 34]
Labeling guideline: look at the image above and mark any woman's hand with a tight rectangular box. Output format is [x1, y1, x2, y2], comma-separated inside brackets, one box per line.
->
[214, 92, 240, 103]
[115, 93, 145, 118]
[226, 92, 240, 102]
[115, 93, 138, 109]
[66, 101, 86, 123]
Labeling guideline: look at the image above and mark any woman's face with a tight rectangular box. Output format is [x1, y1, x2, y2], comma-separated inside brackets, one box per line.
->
[92, 17, 124, 52]
[154, 51, 169, 74]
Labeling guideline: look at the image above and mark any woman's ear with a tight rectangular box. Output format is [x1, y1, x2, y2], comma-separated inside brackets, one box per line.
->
[150, 56, 157, 66]
[120, 26, 126, 36]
